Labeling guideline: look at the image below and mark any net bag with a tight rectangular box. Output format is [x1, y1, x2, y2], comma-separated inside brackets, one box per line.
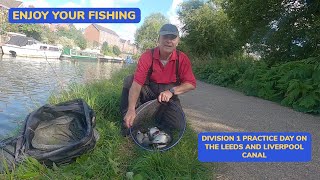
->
[0, 99, 99, 171]
[129, 99, 186, 151]
[0, 137, 17, 172]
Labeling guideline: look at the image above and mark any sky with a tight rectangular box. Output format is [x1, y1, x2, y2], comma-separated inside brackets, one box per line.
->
[21, 0, 184, 42]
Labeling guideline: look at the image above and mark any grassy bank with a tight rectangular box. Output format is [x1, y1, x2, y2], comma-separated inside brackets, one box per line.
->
[1, 66, 211, 179]
[192, 54, 320, 114]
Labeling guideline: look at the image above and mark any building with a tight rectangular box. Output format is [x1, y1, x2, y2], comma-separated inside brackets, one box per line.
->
[0, 0, 23, 9]
[84, 24, 120, 48]
[45, 24, 70, 32]
[0, 0, 24, 44]
[120, 38, 138, 55]
[84, 23, 138, 55]
[0, 0, 23, 27]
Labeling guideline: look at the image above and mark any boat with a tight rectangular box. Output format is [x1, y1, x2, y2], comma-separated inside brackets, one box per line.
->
[1, 36, 62, 59]
[98, 56, 125, 63]
[60, 48, 99, 61]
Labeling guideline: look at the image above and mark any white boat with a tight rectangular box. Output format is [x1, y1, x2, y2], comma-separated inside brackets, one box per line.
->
[98, 55, 125, 63]
[1, 36, 62, 59]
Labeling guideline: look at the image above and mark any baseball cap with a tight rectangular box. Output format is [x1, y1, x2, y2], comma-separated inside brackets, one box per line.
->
[159, 24, 179, 37]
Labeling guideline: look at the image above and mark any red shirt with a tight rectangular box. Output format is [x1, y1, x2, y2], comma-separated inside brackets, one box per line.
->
[133, 47, 196, 88]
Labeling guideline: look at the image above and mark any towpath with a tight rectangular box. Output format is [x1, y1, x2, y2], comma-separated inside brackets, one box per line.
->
[180, 81, 320, 180]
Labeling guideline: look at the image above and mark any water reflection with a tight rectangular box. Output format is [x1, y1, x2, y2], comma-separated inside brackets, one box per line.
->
[0, 55, 124, 136]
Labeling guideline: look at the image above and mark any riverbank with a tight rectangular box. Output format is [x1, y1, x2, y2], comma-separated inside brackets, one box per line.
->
[0, 65, 211, 179]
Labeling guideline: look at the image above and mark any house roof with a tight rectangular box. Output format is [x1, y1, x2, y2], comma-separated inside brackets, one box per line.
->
[120, 38, 126, 43]
[0, 0, 22, 9]
[92, 24, 119, 37]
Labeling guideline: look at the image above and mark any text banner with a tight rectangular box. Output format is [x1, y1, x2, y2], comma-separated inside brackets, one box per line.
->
[198, 132, 311, 162]
[9, 8, 141, 23]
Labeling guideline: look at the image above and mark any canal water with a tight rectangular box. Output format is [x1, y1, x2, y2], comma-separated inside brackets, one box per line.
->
[0, 56, 124, 138]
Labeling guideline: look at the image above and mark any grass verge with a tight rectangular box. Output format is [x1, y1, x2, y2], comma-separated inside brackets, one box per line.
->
[0, 65, 212, 180]
[192, 55, 320, 114]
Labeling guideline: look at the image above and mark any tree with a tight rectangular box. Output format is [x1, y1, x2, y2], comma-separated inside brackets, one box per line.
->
[93, 41, 100, 49]
[19, 24, 43, 40]
[75, 37, 87, 50]
[41, 25, 58, 44]
[132, 53, 141, 61]
[224, 0, 320, 64]
[178, 0, 204, 27]
[178, 0, 240, 57]
[113, 45, 121, 56]
[134, 13, 169, 51]
[101, 42, 109, 55]
[4, 24, 44, 40]
[0, 10, 10, 35]
[56, 25, 87, 49]
[101, 42, 114, 56]
[56, 36, 75, 49]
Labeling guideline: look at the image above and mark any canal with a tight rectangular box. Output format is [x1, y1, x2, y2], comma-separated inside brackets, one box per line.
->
[0, 56, 124, 138]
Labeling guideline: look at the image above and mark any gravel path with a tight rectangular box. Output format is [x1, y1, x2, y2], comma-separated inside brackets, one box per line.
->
[180, 81, 320, 180]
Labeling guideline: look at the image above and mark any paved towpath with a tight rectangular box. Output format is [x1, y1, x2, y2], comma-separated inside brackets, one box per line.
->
[180, 81, 320, 180]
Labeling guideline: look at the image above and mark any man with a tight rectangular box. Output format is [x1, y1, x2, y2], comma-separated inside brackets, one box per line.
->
[120, 23, 196, 135]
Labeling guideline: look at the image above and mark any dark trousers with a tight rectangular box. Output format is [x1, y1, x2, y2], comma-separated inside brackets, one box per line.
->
[120, 75, 183, 132]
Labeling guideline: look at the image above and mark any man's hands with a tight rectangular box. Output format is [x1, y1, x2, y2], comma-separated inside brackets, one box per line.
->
[124, 81, 142, 128]
[158, 90, 173, 103]
[124, 109, 136, 128]
[124, 89, 172, 129]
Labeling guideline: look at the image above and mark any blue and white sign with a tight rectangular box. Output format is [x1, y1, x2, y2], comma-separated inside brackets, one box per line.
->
[198, 132, 311, 162]
[9, 8, 141, 23]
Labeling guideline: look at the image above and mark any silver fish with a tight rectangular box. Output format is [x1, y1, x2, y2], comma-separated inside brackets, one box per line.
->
[152, 132, 172, 148]
[148, 127, 160, 140]
[136, 130, 144, 144]
[141, 133, 152, 146]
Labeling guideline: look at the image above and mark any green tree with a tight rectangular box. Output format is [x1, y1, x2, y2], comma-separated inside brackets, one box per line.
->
[75, 37, 87, 50]
[224, 0, 320, 64]
[3, 24, 19, 34]
[101, 42, 115, 56]
[113, 45, 121, 56]
[134, 13, 169, 51]
[93, 41, 100, 49]
[0, 10, 10, 34]
[132, 53, 141, 61]
[56, 25, 87, 49]
[178, 0, 240, 57]
[178, 0, 204, 22]
[3, 23, 55, 43]
[101, 42, 109, 55]
[41, 25, 58, 44]
[16, 24, 43, 40]
[57, 36, 75, 48]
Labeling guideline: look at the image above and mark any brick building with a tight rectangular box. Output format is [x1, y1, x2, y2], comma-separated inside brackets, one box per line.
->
[0, 0, 23, 9]
[46, 24, 70, 32]
[84, 24, 137, 55]
[84, 24, 120, 47]
[120, 38, 138, 55]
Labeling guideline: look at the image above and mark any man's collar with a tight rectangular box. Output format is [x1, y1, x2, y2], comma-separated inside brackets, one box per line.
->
[153, 46, 177, 61]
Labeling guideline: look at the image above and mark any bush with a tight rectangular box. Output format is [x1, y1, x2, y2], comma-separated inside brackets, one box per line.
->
[192, 55, 320, 114]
